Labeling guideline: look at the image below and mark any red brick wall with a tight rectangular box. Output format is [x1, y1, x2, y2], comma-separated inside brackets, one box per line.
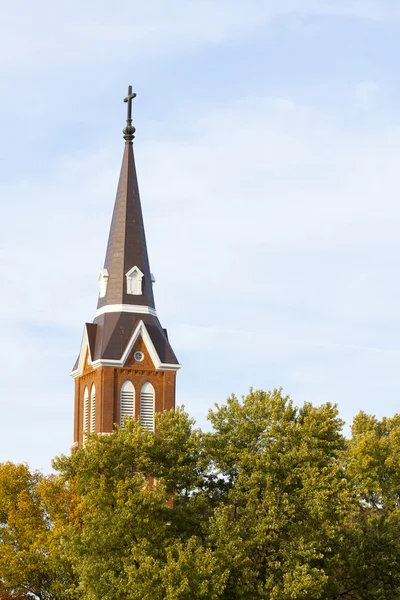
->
[73, 337, 177, 447]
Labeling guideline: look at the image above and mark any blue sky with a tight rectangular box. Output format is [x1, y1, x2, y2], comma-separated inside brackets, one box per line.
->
[1, 0, 400, 472]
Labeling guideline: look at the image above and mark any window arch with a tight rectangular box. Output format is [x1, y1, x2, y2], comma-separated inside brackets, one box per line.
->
[90, 384, 96, 433]
[83, 387, 89, 437]
[140, 382, 154, 431]
[120, 380, 135, 427]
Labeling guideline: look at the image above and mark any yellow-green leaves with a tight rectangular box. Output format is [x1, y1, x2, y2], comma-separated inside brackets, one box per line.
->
[347, 411, 400, 509]
[0, 463, 75, 600]
[2, 393, 400, 600]
[205, 389, 351, 599]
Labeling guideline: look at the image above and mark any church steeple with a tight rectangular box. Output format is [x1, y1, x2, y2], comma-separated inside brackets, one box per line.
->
[97, 91, 155, 311]
[71, 87, 180, 448]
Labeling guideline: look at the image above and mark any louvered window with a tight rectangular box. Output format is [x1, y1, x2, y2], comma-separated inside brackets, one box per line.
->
[140, 382, 154, 431]
[120, 380, 135, 427]
[90, 385, 96, 433]
[83, 387, 89, 437]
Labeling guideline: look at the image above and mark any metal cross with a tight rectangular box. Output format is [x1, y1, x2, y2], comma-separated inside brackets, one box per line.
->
[124, 85, 136, 122]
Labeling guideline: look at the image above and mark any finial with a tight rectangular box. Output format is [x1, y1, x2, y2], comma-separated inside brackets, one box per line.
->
[123, 85, 136, 142]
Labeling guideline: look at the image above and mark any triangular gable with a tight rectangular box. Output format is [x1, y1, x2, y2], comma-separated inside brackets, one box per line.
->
[125, 265, 144, 278]
[120, 320, 160, 369]
[70, 323, 97, 377]
[90, 320, 180, 372]
[71, 319, 180, 378]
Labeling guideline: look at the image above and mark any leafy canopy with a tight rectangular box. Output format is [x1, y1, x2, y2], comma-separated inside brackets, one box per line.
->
[1, 389, 400, 600]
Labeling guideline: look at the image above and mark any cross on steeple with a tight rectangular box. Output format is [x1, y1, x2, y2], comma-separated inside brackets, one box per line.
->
[123, 85, 136, 142]
[124, 86, 136, 120]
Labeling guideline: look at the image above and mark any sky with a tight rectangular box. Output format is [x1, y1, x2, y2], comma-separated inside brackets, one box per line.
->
[1, 0, 400, 472]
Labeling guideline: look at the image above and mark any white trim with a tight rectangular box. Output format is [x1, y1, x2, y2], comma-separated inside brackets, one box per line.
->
[83, 387, 89, 437]
[140, 382, 155, 431]
[69, 325, 92, 377]
[87, 359, 180, 372]
[90, 384, 96, 433]
[98, 268, 109, 298]
[126, 265, 144, 295]
[91, 321, 181, 372]
[120, 380, 135, 427]
[70, 320, 181, 379]
[124, 320, 154, 365]
[122, 320, 166, 369]
[96, 304, 157, 317]
[126, 266, 144, 278]
[134, 351, 144, 362]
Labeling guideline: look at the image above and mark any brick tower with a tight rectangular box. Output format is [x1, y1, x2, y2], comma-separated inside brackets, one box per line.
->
[71, 87, 180, 448]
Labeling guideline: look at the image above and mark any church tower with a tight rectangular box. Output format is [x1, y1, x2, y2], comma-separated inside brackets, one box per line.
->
[70, 87, 180, 448]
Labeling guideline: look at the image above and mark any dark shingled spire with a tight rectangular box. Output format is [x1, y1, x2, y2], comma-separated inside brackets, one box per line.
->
[77, 86, 179, 368]
[71, 87, 179, 372]
[97, 88, 155, 311]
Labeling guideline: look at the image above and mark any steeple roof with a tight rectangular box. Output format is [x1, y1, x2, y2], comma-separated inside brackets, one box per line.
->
[96, 140, 155, 310]
[71, 87, 179, 374]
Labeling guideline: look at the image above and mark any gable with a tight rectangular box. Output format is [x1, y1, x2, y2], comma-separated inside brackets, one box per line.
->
[71, 314, 180, 378]
[70, 323, 98, 377]
[124, 334, 156, 370]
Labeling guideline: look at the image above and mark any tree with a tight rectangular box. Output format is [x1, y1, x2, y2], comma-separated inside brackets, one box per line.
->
[205, 388, 355, 600]
[340, 412, 400, 600]
[53, 390, 358, 600]
[2, 391, 400, 600]
[53, 410, 226, 600]
[0, 463, 75, 600]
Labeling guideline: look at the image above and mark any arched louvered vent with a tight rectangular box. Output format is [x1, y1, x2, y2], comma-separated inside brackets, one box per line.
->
[120, 380, 135, 427]
[83, 387, 89, 437]
[140, 382, 154, 431]
[90, 384, 96, 433]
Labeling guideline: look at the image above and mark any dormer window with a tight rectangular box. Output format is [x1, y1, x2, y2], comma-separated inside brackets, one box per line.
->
[98, 268, 109, 298]
[126, 266, 144, 295]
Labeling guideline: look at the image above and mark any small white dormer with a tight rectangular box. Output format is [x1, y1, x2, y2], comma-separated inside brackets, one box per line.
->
[126, 266, 144, 295]
[98, 268, 109, 298]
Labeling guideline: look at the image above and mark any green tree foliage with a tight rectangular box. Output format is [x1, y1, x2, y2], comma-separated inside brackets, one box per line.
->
[1, 390, 400, 600]
[52, 409, 226, 600]
[205, 390, 351, 599]
[0, 463, 75, 600]
[343, 412, 400, 599]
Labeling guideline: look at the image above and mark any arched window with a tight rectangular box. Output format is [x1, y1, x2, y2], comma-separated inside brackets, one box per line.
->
[90, 384, 96, 433]
[120, 380, 135, 427]
[140, 382, 154, 431]
[83, 387, 89, 437]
